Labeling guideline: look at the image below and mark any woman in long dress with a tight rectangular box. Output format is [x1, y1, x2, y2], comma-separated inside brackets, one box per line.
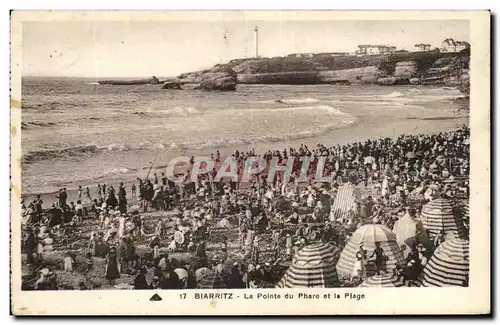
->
[105, 247, 120, 286]
[117, 215, 126, 239]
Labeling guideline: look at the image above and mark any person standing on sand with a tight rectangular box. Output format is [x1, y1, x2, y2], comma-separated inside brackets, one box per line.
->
[105, 247, 120, 286]
[117, 214, 126, 239]
[23, 227, 37, 264]
[102, 184, 107, 196]
[370, 242, 385, 275]
[78, 186, 83, 200]
[131, 183, 136, 198]
[118, 183, 127, 213]
[85, 187, 92, 203]
[97, 184, 102, 199]
[161, 172, 167, 186]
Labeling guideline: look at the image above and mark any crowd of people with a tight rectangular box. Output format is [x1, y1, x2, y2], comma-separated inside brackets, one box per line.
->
[21, 125, 470, 290]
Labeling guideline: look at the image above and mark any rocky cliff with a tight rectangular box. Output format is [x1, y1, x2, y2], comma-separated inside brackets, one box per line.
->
[168, 49, 469, 89]
[422, 48, 470, 93]
[169, 67, 237, 91]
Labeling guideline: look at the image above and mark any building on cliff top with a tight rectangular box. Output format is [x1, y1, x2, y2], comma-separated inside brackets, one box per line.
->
[414, 43, 432, 52]
[287, 52, 350, 58]
[288, 53, 315, 58]
[355, 45, 396, 56]
[441, 38, 470, 53]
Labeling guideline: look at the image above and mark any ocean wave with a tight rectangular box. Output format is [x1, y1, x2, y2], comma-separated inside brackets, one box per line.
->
[21, 117, 103, 129]
[23, 144, 101, 164]
[23, 104, 356, 164]
[255, 97, 320, 104]
[23, 120, 357, 164]
[85, 82, 100, 85]
[403, 116, 467, 121]
[22, 101, 90, 111]
[21, 121, 57, 130]
[384, 91, 405, 98]
[132, 106, 200, 117]
[247, 104, 352, 116]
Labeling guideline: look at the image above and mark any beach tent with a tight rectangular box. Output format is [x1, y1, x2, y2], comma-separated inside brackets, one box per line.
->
[358, 273, 404, 287]
[336, 224, 405, 278]
[415, 237, 469, 287]
[275, 242, 340, 288]
[197, 273, 226, 289]
[420, 198, 467, 239]
[330, 183, 359, 220]
[392, 214, 431, 249]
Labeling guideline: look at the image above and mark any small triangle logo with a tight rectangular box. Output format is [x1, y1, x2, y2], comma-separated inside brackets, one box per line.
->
[149, 293, 163, 301]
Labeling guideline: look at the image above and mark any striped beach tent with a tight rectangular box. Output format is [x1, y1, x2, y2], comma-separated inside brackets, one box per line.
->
[453, 200, 469, 220]
[392, 214, 431, 249]
[330, 182, 359, 220]
[276, 242, 340, 288]
[421, 198, 467, 239]
[336, 224, 405, 278]
[197, 273, 226, 289]
[415, 237, 469, 287]
[358, 273, 404, 287]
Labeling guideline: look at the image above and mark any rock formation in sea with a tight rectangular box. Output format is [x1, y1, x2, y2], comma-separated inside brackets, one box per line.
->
[164, 67, 237, 91]
[99, 76, 160, 85]
[162, 80, 182, 90]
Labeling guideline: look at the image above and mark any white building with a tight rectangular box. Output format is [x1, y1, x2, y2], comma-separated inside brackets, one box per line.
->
[288, 53, 315, 58]
[414, 43, 432, 52]
[356, 45, 397, 56]
[441, 39, 470, 53]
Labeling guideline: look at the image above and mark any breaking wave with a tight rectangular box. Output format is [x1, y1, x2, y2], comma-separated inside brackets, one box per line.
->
[256, 97, 320, 104]
[21, 117, 103, 129]
[132, 106, 199, 117]
[21, 121, 57, 130]
[384, 91, 405, 98]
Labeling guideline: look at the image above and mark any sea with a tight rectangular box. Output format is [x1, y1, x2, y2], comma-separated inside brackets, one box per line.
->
[21, 78, 469, 196]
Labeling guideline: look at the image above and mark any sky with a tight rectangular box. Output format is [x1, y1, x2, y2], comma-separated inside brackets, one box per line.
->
[22, 19, 470, 78]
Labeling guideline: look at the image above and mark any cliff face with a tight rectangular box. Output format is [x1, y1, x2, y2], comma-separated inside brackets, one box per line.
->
[170, 67, 237, 91]
[422, 49, 470, 93]
[171, 50, 469, 88]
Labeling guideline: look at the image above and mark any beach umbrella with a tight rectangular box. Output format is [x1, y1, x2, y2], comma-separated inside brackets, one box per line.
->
[195, 267, 211, 282]
[275, 242, 340, 288]
[420, 198, 467, 239]
[406, 151, 416, 159]
[197, 273, 226, 289]
[336, 224, 405, 278]
[174, 231, 185, 245]
[174, 268, 189, 281]
[415, 237, 469, 287]
[358, 273, 404, 287]
[392, 214, 431, 249]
